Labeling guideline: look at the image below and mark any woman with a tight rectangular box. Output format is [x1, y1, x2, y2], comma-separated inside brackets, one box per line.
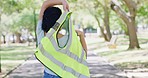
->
[36, 0, 88, 78]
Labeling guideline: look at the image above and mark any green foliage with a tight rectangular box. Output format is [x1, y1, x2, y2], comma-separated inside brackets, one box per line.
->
[1, 45, 35, 60]
[115, 62, 148, 70]
[0, 0, 147, 35]
[136, 1, 148, 28]
[0, 0, 41, 34]
[0, 0, 24, 14]
[17, 10, 38, 31]
[137, 3, 148, 17]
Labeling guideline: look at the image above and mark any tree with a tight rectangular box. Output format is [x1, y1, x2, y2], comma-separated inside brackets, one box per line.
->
[0, 0, 41, 43]
[111, 0, 140, 49]
[0, 0, 27, 43]
[84, 0, 112, 41]
[14, 9, 38, 44]
[0, 0, 41, 72]
[19, 0, 41, 46]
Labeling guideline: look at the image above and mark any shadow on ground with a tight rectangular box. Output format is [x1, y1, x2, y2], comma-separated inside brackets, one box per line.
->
[88, 53, 127, 78]
[5, 56, 44, 78]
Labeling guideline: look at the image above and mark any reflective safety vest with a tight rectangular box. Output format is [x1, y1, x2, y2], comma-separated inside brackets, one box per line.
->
[35, 12, 90, 78]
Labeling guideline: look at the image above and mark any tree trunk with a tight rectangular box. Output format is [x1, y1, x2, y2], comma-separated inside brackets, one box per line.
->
[33, 9, 37, 47]
[103, 14, 112, 41]
[111, 0, 140, 49]
[12, 34, 15, 43]
[94, 15, 108, 41]
[100, 26, 108, 41]
[0, 56, 1, 73]
[15, 32, 22, 43]
[2, 34, 6, 44]
[104, 0, 112, 41]
[127, 19, 140, 49]
[0, 49, 1, 73]
[0, 37, 1, 72]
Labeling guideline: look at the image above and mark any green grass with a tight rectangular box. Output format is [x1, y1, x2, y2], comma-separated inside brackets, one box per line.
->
[1, 52, 32, 55]
[97, 34, 148, 70]
[115, 61, 148, 70]
[0, 46, 34, 51]
[2, 56, 30, 60]
[99, 50, 126, 56]
[1, 44, 35, 76]
[1, 46, 35, 60]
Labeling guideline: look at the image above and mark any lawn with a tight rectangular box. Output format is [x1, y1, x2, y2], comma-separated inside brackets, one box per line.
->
[96, 33, 148, 71]
[0, 43, 35, 77]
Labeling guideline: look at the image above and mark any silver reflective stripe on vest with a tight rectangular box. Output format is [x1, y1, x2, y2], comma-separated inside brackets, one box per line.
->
[48, 36, 88, 66]
[80, 49, 85, 61]
[56, 12, 68, 24]
[46, 15, 72, 50]
[46, 29, 56, 38]
[46, 17, 87, 67]
[52, 22, 60, 31]
[39, 44, 89, 78]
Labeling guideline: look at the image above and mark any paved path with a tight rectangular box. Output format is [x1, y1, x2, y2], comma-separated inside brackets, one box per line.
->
[4, 56, 44, 78]
[86, 38, 127, 78]
[4, 37, 127, 78]
[87, 50, 126, 78]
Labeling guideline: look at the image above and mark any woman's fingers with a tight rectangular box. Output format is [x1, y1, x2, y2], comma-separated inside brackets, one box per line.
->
[62, 0, 69, 11]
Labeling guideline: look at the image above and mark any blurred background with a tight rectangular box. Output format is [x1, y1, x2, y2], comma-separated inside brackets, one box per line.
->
[0, 0, 148, 78]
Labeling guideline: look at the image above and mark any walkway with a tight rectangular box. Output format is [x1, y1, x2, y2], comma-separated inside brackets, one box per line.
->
[4, 37, 127, 78]
[87, 48, 126, 78]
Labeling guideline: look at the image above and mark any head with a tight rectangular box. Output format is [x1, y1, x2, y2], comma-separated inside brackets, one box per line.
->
[42, 7, 62, 33]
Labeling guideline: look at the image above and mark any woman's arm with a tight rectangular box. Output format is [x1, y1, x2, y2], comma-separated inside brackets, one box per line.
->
[75, 30, 87, 57]
[39, 0, 69, 20]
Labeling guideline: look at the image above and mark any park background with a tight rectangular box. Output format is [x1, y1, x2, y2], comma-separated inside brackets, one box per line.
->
[0, 0, 148, 78]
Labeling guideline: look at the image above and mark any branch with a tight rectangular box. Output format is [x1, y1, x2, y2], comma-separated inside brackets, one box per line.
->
[95, 0, 104, 7]
[85, 3, 102, 28]
[94, 14, 101, 27]
[123, 0, 137, 17]
[84, 0, 103, 19]
[93, 1, 104, 19]
[110, 0, 131, 23]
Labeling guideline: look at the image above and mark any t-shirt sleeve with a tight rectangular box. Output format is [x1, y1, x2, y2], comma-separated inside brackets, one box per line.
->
[36, 20, 44, 45]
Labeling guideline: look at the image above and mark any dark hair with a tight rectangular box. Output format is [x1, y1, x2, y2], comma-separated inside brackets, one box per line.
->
[42, 7, 62, 33]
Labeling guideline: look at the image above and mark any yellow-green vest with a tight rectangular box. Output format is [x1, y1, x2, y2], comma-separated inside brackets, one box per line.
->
[35, 12, 90, 78]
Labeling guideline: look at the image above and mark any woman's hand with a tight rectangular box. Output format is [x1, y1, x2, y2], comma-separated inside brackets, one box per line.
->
[61, 0, 69, 11]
